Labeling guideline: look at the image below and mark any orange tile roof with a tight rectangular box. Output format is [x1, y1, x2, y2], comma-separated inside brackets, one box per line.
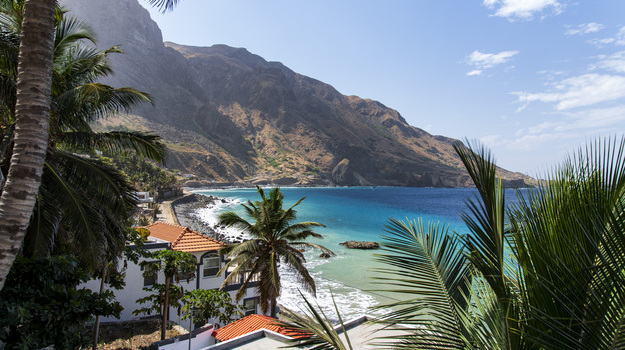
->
[146, 221, 224, 253]
[212, 314, 307, 341]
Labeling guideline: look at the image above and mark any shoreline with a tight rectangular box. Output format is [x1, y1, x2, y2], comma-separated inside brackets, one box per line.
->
[170, 193, 238, 243]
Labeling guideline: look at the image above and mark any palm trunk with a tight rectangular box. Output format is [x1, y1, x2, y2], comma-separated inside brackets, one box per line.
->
[0, 0, 55, 291]
[93, 268, 107, 350]
[162, 276, 170, 340]
[270, 297, 277, 318]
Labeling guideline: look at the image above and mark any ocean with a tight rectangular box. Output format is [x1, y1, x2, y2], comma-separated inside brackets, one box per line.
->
[192, 186, 513, 321]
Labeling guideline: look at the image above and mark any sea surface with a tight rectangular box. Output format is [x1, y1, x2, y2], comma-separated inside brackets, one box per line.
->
[192, 186, 517, 321]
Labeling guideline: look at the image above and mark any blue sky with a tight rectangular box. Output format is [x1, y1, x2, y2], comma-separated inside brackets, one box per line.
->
[140, 0, 625, 175]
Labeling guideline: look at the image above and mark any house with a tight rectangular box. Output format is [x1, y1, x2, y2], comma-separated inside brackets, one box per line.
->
[134, 191, 154, 203]
[156, 315, 409, 350]
[82, 221, 261, 324]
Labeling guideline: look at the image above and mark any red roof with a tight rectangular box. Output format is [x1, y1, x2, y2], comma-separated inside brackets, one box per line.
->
[212, 314, 306, 341]
[146, 221, 224, 253]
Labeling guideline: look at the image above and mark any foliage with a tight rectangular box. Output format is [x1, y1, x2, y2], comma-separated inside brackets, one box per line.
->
[0, 255, 122, 349]
[134, 283, 185, 317]
[278, 290, 353, 350]
[218, 186, 333, 317]
[181, 289, 242, 328]
[0, 0, 166, 272]
[372, 219, 471, 349]
[104, 153, 179, 195]
[134, 249, 196, 340]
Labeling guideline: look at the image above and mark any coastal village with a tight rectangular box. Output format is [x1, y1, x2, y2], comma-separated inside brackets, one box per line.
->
[1, 0, 624, 350]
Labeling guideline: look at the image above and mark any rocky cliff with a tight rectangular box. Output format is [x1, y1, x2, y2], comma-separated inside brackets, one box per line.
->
[60, 0, 529, 187]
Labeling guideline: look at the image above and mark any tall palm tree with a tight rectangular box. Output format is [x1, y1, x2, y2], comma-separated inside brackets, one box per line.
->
[0, 0, 55, 291]
[218, 186, 334, 318]
[0, 0, 182, 291]
[0, 2, 165, 270]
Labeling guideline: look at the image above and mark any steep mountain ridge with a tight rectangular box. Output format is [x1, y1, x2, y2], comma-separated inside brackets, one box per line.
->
[61, 0, 529, 187]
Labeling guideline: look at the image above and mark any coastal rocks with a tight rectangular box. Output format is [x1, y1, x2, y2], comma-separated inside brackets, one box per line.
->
[319, 252, 332, 259]
[339, 241, 379, 249]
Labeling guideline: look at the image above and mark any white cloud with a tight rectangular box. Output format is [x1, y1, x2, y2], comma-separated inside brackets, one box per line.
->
[483, 0, 563, 20]
[588, 38, 616, 47]
[565, 22, 604, 35]
[590, 51, 625, 73]
[506, 105, 625, 151]
[515, 74, 625, 110]
[617, 26, 625, 45]
[466, 50, 519, 75]
[587, 26, 625, 47]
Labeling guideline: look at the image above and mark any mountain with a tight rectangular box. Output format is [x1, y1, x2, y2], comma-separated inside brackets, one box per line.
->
[60, 0, 529, 187]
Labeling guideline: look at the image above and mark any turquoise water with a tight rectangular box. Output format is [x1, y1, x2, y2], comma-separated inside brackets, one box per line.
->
[194, 186, 514, 319]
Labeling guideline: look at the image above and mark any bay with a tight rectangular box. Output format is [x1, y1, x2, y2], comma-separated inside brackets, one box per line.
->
[193, 186, 515, 320]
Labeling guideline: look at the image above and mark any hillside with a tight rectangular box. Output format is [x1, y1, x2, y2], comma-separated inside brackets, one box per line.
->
[61, 0, 529, 187]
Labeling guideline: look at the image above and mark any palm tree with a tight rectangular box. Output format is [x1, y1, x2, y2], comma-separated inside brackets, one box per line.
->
[0, 0, 55, 291]
[0, 0, 182, 291]
[0, 2, 165, 270]
[217, 186, 334, 318]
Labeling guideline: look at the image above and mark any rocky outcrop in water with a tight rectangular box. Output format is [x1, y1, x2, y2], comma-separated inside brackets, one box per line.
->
[339, 241, 380, 249]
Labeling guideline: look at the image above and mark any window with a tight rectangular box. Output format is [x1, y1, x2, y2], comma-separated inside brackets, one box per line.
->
[141, 261, 158, 286]
[243, 298, 258, 316]
[203, 253, 220, 278]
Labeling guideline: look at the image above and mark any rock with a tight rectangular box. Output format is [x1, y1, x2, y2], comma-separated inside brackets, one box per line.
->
[339, 241, 379, 249]
[319, 252, 331, 259]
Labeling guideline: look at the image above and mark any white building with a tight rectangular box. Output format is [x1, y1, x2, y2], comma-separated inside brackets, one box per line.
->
[83, 221, 261, 324]
[134, 191, 154, 203]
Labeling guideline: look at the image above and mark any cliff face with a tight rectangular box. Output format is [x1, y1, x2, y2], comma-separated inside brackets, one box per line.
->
[60, 0, 528, 187]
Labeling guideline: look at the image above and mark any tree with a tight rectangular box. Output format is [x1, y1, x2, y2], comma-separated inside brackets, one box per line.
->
[181, 289, 242, 329]
[217, 186, 334, 318]
[0, 1, 166, 271]
[0, 254, 122, 349]
[135, 249, 196, 340]
[0, 0, 56, 292]
[0, 0, 181, 291]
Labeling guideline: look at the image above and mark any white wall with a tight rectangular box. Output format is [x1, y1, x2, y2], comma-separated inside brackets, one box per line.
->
[80, 245, 262, 323]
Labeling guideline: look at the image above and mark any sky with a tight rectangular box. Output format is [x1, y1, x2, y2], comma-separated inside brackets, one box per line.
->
[139, 0, 625, 175]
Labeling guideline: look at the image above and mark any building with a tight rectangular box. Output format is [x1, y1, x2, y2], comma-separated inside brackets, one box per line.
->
[82, 221, 261, 324]
[153, 314, 409, 350]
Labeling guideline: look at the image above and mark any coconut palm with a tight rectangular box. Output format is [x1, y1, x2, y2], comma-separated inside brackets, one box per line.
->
[0, 0, 182, 291]
[0, 2, 165, 270]
[217, 186, 334, 318]
[0, 0, 55, 291]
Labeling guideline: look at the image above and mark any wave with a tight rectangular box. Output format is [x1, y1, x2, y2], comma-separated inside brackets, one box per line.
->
[191, 197, 385, 323]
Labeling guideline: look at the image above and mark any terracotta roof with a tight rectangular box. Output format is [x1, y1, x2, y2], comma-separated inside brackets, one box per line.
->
[146, 221, 224, 253]
[212, 314, 306, 341]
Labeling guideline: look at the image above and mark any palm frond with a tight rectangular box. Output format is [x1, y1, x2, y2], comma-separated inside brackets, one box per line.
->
[371, 218, 471, 349]
[509, 136, 625, 350]
[60, 131, 166, 164]
[278, 290, 354, 350]
[145, 0, 180, 12]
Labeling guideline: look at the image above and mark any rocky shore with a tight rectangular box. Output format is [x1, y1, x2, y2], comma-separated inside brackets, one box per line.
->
[171, 193, 234, 243]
